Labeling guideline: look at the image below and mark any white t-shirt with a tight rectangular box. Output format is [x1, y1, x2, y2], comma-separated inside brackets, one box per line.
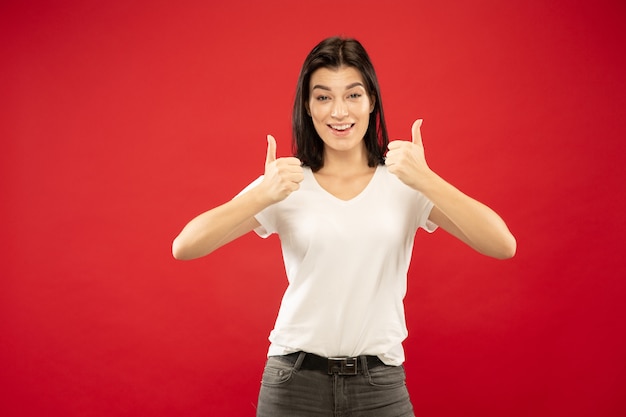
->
[241, 164, 436, 366]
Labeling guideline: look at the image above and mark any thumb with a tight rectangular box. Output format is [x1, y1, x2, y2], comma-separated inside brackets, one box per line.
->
[265, 134, 276, 165]
[411, 119, 423, 145]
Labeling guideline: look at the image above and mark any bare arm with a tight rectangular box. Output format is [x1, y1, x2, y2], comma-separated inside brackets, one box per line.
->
[386, 120, 516, 259]
[172, 135, 304, 260]
[420, 178, 516, 259]
[172, 189, 265, 260]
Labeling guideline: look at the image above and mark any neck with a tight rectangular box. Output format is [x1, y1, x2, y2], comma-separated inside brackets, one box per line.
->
[319, 144, 370, 175]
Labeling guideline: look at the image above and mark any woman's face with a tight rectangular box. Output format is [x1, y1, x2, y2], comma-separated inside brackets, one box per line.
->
[307, 66, 375, 157]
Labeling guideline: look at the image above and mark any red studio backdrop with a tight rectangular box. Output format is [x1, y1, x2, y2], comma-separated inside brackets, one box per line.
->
[1, 0, 625, 416]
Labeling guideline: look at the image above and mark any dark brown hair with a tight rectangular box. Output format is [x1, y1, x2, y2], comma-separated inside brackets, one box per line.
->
[292, 37, 389, 171]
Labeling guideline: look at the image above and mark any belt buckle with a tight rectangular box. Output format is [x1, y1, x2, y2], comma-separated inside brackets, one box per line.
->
[328, 357, 358, 375]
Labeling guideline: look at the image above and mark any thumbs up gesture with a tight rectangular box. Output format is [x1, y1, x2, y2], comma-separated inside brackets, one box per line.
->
[386, 119, 433, 190]
[260, 134, 304, 204]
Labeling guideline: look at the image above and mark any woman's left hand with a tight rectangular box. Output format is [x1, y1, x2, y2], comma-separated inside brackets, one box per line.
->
[386, 119, 434, 191]
[387, 119, 517, 259]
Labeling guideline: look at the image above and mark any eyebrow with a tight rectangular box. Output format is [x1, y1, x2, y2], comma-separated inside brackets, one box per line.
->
[311, 82, 366, 91]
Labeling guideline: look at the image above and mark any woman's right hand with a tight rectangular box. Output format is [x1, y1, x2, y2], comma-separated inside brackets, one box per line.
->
[172, 134, 303, 260]
[259, 134, 304, 204]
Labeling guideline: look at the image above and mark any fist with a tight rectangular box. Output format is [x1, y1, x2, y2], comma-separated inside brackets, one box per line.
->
[386, 119, 432, 189]
[261, 134, 304, 203]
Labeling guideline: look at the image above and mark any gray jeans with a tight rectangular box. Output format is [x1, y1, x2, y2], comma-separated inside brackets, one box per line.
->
[256, 352, 415, 417]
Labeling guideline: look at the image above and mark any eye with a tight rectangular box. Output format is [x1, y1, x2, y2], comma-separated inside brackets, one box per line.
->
[316, 95, 330, 102]
[348, 93, 362, 99]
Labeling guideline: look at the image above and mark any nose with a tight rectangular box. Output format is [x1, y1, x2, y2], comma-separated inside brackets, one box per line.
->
[331, 100, 348, 119]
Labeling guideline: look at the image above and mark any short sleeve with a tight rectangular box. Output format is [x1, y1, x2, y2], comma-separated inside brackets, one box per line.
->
[416, 197, 438, 233]
[411, 190, 439, 233]
[234, 175, 276, 238]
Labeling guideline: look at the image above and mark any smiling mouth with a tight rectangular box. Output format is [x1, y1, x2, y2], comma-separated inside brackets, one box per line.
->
[329, 123, 354, 132]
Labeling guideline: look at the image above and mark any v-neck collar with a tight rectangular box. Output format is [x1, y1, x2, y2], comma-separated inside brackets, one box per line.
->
[308, 165, 381, 204]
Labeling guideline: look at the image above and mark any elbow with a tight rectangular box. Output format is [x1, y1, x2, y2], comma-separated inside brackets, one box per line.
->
[172, 235, 213, 261]
[494, 233, 517, 260]
[172, 236, 192, 261]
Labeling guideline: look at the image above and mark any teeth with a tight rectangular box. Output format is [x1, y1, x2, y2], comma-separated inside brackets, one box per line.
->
[331, 124, 352, 131]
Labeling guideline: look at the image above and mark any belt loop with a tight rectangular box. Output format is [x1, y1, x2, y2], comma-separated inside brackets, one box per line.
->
[360, 356, 370, 376]
[293, 351, 306, 371]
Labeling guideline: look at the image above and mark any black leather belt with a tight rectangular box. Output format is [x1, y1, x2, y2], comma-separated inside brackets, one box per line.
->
[284, 352, 386, 375]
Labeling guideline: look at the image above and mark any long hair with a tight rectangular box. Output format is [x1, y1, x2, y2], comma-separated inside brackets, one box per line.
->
[292, 37, 389, 171]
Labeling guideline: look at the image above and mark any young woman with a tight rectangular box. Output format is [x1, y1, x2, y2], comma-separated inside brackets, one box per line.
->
[173, 37, 516, 417]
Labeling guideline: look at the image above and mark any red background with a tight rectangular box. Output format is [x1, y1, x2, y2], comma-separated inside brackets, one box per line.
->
[2, 0, 625, 416]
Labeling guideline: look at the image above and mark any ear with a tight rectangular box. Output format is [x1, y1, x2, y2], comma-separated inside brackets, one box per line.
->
[304, 102, 311, 116]
[369, 94, 376, 113]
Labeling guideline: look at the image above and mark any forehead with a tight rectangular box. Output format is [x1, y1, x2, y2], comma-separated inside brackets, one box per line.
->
[309, 66, 366, 90]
